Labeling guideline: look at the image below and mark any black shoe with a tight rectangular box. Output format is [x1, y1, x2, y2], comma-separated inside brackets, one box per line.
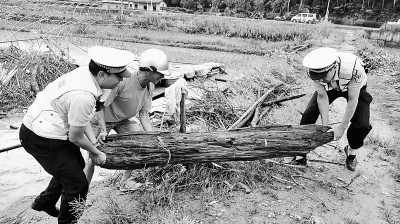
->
[344, 145, 357, 171]
[31, 200, 59, 217]
[292, 156, 307, 166]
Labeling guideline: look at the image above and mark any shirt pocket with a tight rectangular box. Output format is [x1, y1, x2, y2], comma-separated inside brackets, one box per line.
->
[32, 110, 68, 138]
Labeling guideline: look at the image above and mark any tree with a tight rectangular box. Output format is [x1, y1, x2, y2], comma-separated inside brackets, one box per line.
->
[299, 0, 305, 10]
[266, 0, 287, 13]
[163, 0, 181, 7]
[210, 0, 223, 12]
[181, 0, 197, 9]
[253, 0, 267, 12]
[325, 0, 331, 20]
[198, 0, 212, 8]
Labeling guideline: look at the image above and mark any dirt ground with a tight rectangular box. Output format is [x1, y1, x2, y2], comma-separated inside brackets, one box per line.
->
[0, 27, 399, 224]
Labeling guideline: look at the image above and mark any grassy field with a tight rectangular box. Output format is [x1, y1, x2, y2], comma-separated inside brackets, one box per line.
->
[0, 2, 333, 55]
[0, 22, 333, 54]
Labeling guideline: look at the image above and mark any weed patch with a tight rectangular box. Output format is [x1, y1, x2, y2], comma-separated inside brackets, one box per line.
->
[0, 215, 23, 224]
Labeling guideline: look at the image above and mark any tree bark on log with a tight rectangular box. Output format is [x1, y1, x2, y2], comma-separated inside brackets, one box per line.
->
[99, 124, 333, 170]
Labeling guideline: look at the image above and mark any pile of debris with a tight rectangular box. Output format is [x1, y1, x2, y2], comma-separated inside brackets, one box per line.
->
[185, 78, 305, 131]
[0, 46, 76, 111]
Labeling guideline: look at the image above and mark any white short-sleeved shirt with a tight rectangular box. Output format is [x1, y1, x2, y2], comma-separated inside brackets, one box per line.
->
[52, 91, 96, 127]
[23, 67, 102, 140]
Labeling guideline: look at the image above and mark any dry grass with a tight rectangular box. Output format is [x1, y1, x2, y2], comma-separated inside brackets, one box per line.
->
[0, 46, 76, 111]
[186, 83, 238, 131]
[0, 215, 23, 224]
[381, 200, 400, 224]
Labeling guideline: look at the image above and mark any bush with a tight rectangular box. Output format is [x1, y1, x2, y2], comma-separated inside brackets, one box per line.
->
[73, 23, 96, 35]
[380, 23, 400, 32]
[329, 17, 383, 28]
[353, 19, 383, 28]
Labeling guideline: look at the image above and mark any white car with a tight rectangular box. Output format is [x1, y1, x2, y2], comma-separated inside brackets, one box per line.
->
[290, 13, 318, 23]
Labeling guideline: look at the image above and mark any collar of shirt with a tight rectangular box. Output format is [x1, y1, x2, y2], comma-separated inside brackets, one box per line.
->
[328, 70, 339, 89]
[90, 73, 104, 98]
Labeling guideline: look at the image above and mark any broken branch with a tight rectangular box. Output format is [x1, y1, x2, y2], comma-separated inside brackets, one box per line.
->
[228, 85, 278, 130]
[261, 93, 306, 107]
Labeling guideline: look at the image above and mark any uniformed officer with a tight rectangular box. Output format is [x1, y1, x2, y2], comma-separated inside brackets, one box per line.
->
[295, 47, 373, 171]
[84, 48, 170, 191]
[19, 46, 135, 223]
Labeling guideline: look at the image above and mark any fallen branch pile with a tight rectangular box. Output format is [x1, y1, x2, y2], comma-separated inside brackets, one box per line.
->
[186, 78, 304, 131]
[227, 83, 305, 130]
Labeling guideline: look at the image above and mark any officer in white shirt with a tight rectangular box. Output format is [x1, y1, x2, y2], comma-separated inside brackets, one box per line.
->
[295, 47, 373, 171]
[19, 46, 135, 224]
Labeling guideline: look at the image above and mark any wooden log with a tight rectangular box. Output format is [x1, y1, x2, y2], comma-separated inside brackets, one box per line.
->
[99, 124, 333, 170]
[250, 91, 261, 127]
[179, 92, 186, 133]
[29, 64, 40, 94]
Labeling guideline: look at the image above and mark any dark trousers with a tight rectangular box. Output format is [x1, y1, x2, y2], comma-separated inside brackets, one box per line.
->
[19, 124, 88, 224]
[300, 86, 373, 150]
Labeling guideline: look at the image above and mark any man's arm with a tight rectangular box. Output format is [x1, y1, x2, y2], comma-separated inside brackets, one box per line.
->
[85, 125, 98, 145]
[95, 110, 108, 144]
[69, 125, 106, 165]
[67, 93, 106, 165]
[315, 82, 329, 126]
[333, 86, 360, 140]
[139, 110, 153, 132]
